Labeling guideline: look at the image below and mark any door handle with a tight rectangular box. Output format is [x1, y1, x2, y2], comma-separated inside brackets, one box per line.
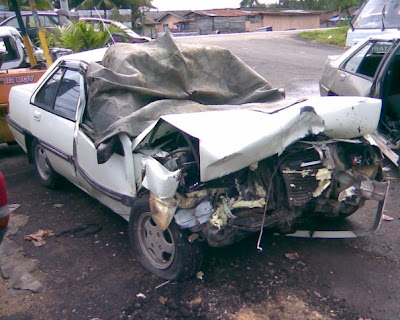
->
[33, 111, 41, 122]
[339, 73, 346, 81]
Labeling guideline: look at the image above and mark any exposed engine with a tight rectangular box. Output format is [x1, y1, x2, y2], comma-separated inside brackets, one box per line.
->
[138, 130, 387, 247]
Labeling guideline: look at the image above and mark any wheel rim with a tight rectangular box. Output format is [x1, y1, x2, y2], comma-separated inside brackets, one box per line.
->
[35, 145, 51, 181]
[137, 212, 176, 270]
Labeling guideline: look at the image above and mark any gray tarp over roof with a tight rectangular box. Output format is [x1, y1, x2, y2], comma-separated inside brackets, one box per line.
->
[86, 32, 283, 146]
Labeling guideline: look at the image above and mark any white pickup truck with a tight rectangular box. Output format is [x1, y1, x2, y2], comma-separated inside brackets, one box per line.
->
[7, 35, 389, 280]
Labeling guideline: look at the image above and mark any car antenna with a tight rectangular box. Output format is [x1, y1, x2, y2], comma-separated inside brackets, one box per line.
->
[346, 7, 354, 31]
[93, 6, 116, 45]
[381, 4, 386, 31]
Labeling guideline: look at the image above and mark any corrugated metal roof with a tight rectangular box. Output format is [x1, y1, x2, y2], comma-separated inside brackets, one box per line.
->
[188, 9, 257, 17]
[185, 8, 321, 18]
[257, 10, 322, 16]
[146, 10, 190, 21]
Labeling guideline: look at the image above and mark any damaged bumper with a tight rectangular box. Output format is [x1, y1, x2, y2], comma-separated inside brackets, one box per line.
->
[133, 96, 388, 247]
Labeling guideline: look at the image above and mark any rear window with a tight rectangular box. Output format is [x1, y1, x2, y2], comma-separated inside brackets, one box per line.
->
[343, 40, 392, 77]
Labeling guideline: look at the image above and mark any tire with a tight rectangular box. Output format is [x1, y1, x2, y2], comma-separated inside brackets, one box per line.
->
[31, 139, 59, 188]
[129, 197, 203, 280]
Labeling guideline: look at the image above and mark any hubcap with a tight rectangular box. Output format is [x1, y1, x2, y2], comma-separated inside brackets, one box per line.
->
[35, 145, 51, 181]
[137, 212, 175, 269]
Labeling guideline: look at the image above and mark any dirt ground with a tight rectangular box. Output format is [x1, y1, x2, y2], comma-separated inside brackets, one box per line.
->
[1, 142, 399, 320]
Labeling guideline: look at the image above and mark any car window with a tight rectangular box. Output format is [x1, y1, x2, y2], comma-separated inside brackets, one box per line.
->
[0, 36, 19, 62]
[343, 41, 392, 77]
[34, 68, 64, 110]
[43, 15, 59, 27]
[34, 67, 82, 120]
[53, 69, 81, 120]
[4, 16, 26, 29]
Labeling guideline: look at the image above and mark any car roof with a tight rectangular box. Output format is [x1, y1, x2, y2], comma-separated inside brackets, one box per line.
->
[61, 48, 107, 64]
[0, 12, 59, 25]
[0, 26, 22, 37]
[368, 31, 400, 41]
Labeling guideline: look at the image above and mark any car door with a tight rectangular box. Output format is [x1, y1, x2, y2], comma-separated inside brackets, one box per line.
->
[74, 78, 136, 220]
[30, 61, 82, 184]
[330, 40, 393, 96]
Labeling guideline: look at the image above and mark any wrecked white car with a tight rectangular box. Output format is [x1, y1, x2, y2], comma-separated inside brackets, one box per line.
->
[7, 33, 388, 280]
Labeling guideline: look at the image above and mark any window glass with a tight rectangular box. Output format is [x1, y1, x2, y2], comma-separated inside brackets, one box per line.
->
[53, 69, 81, 120]
[5, 16, 25, 29]
[344, 43, 374, 73]
[353, 0, 400, 29]
[343, 41, 392, 77]
[44, 15, 59, 27]
[0, 36, 19, 62]
[34, 68, 64, 109]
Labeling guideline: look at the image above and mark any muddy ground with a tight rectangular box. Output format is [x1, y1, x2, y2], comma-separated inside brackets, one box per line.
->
[1, 32, 400, 319]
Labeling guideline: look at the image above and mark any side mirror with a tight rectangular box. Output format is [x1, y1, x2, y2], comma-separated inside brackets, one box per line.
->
[96, 136, 125, 164]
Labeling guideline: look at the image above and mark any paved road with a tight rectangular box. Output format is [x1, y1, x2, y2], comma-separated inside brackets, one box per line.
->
[177, 31, 344, 98]
[1, 32, 400, 320]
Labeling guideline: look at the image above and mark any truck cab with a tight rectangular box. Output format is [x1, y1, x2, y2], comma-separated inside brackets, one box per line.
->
[0, 26, 46, 144]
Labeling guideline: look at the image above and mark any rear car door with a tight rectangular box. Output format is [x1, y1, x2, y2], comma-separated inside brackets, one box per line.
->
[30, 61, 82, 184]
[330, 40, 393, 96]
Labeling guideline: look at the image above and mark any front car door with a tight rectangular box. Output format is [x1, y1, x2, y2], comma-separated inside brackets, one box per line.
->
[330, 40, 393, 96]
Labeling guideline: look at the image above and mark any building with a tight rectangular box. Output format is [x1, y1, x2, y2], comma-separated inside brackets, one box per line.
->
[146, 10, 189, 34]
[168, 9, 321, 35]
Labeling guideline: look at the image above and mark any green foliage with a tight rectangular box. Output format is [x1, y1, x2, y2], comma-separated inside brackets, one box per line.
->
[109, 7, 123, 21]
[298, 26, 349, 46]
[46, 20, 122, 52]
[240, 0, 266, 7]
[3, 0, 53, 10]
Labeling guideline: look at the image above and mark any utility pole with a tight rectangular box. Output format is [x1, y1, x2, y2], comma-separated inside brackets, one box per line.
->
[60, 0, 70, 12]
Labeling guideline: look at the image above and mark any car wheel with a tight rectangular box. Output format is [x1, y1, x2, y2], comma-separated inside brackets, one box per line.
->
[129, 198, 203, 280]
[32, 139, 58, 188]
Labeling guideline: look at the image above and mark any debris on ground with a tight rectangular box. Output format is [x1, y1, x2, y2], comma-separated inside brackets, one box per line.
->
[155, 280, 171, 290]
[24, 230, 55, 247]
[285, 252, 301, 260]
[53, 203, 64, 208]
[196, 271, 204, 280]
[9, 204, 21, 212]
[136, 293, 146, 299]
[382, 214, 394, 221]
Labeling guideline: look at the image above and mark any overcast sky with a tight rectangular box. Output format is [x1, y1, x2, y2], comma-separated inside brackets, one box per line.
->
[151, 0, 278, 11]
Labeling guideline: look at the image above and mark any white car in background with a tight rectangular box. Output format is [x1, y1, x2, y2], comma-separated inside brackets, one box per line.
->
[320, 32, 400, 163]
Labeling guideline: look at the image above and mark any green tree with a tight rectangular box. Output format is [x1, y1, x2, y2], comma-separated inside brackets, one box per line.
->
[2, 0, 53, 10]
[240, 0, 266, 8]
[121, 0, 153, 31]
[46, 20, 122, 52]
[76, 0, 118, 18]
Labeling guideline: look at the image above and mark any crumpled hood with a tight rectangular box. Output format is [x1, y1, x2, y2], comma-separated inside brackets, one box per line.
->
[134, 96, 382, 182]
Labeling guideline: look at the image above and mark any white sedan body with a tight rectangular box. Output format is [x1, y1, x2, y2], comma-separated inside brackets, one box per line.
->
[8, 50, 384, 222]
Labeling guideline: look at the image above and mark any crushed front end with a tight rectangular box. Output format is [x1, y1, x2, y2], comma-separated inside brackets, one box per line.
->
[132, 97, 388, 247]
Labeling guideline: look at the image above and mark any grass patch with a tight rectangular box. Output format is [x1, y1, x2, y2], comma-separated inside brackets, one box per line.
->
[298, 26, 348, 47]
